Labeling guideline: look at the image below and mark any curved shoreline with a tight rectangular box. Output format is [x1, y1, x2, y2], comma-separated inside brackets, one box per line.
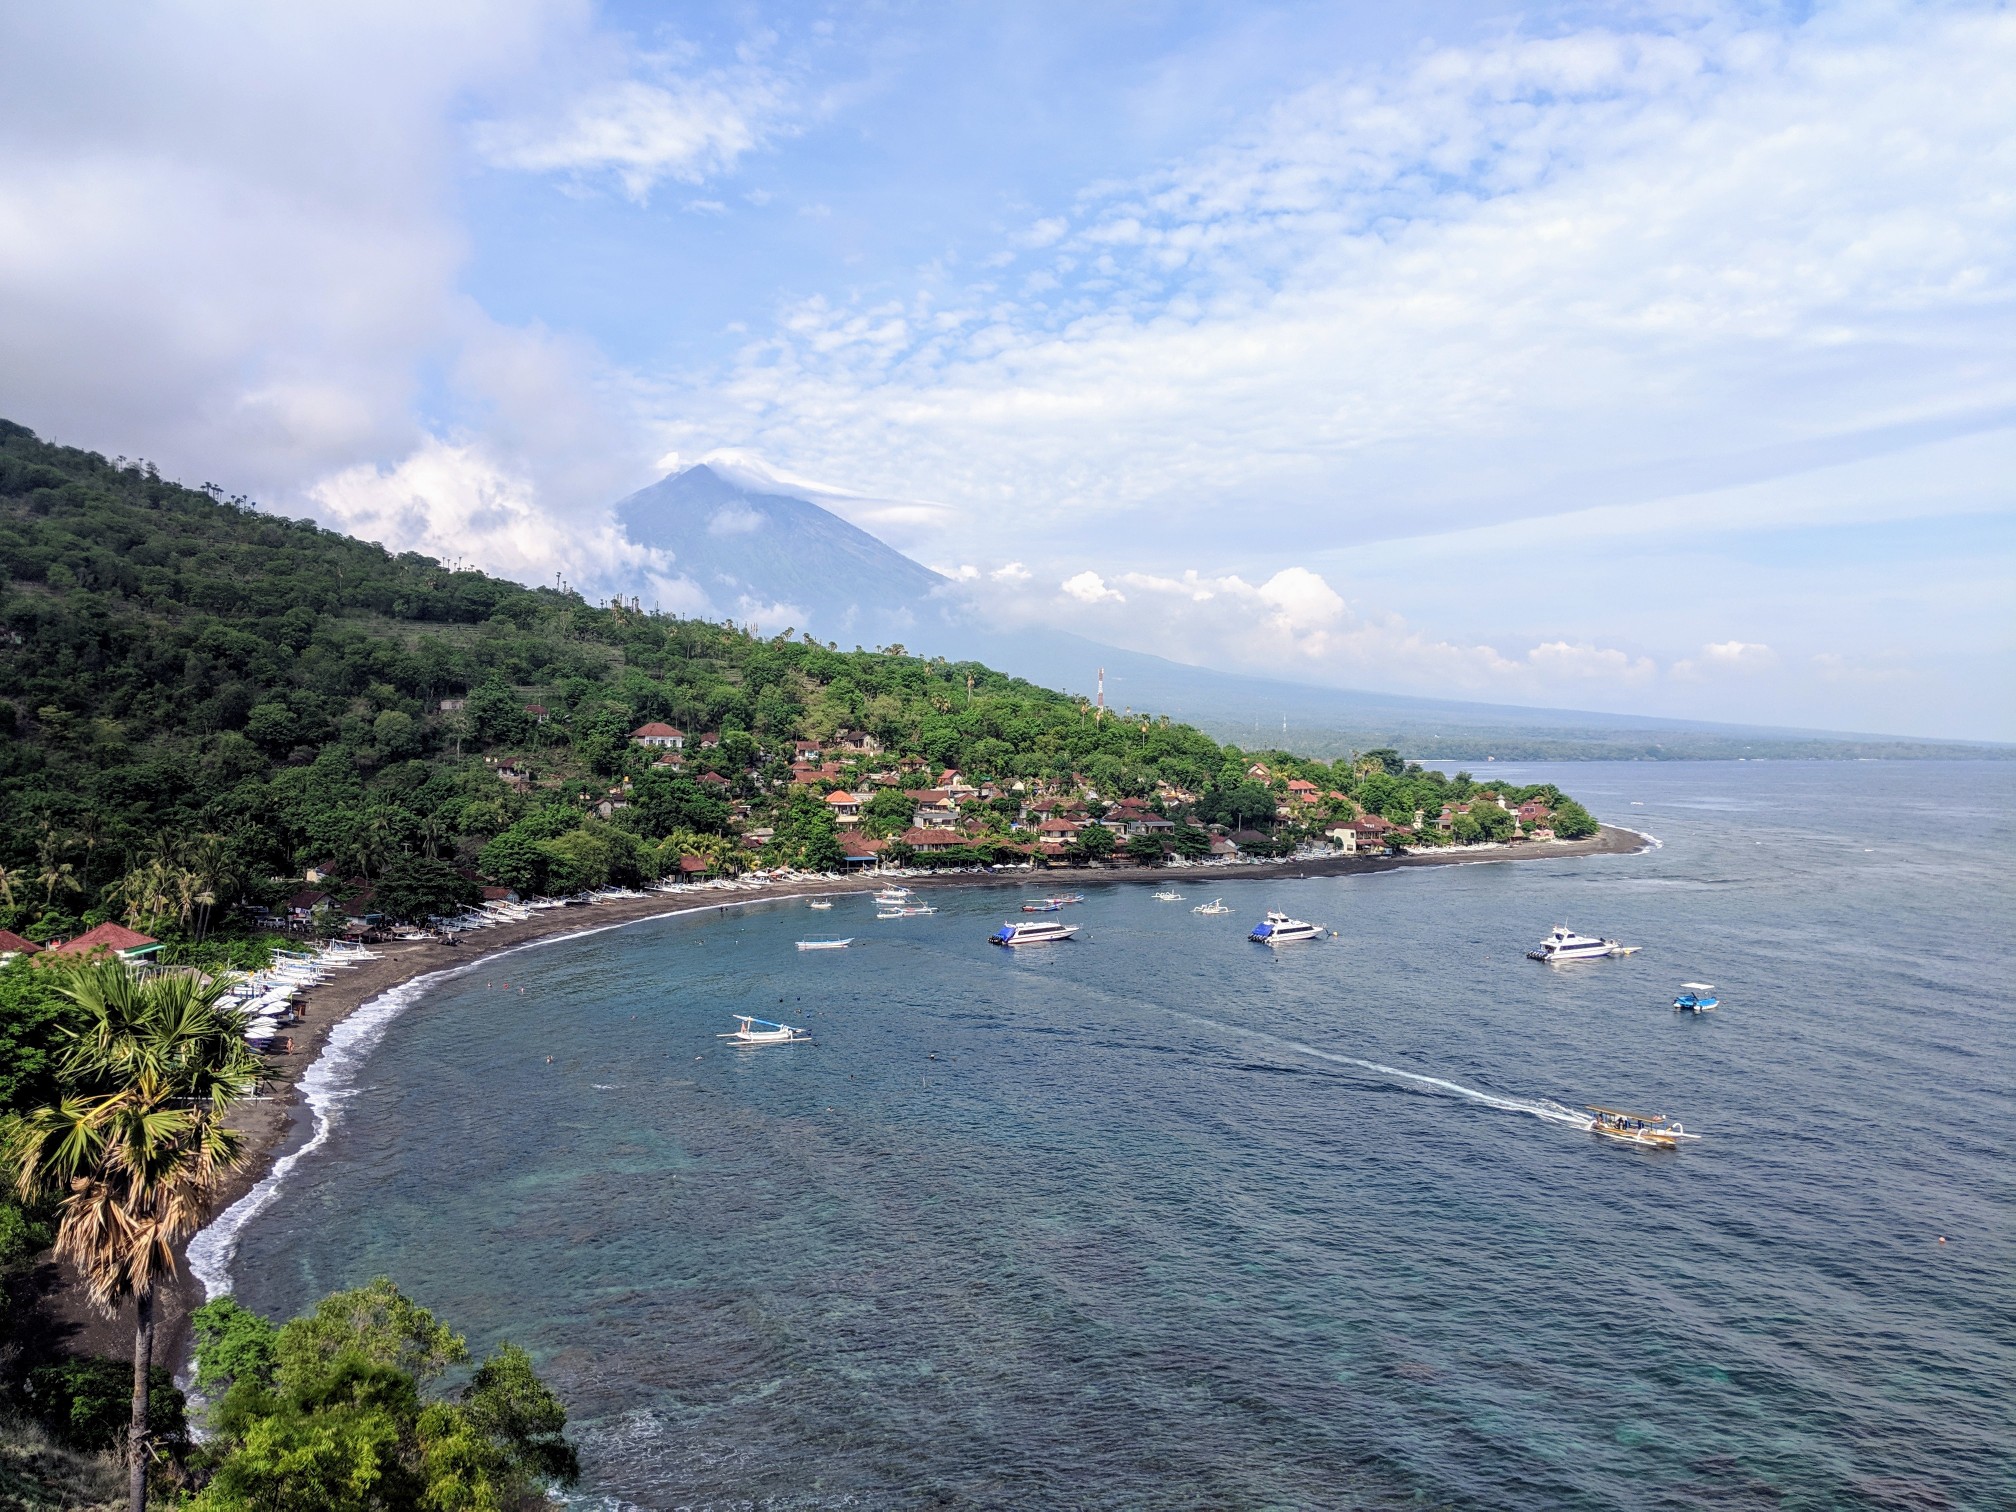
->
[43, 826, 1646, 1368]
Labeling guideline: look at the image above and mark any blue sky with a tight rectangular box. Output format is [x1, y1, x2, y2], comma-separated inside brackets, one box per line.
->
[2, 1, 2011, 740]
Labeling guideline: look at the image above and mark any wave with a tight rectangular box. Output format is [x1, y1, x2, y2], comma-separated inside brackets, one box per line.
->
[1168, 1009, 1587, 1129]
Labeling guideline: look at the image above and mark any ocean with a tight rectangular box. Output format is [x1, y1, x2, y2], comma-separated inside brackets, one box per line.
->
[210, 761, 2015, 1510]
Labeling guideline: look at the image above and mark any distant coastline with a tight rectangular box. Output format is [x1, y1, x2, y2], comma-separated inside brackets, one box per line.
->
[42, 825, 1646, 1373]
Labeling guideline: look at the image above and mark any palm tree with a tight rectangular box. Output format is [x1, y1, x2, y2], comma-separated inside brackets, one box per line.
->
[6, 961, 262, 1511]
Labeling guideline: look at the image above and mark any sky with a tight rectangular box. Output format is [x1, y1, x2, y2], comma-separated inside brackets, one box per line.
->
[2, 0, 2012, 741]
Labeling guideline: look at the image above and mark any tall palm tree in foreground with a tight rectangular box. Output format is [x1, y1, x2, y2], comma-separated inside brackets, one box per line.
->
[6, 960, 261, 1510]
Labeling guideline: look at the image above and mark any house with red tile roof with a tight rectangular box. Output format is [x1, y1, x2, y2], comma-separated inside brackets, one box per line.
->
[837, 832, 887, 867]
[0, 929, 41, 962]
[825, 790, 862, 824]
[629, 722, 684, 748]
[47, 922, 162, 960]
[1286, 779, 1322, 803]
[899, 827, 965, 852]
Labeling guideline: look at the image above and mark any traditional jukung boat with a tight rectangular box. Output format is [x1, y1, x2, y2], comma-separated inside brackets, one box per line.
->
[1152, 889, 1184, 901]
[719, 1015, 811, 1045]
[1585, 1106, 1701, 1150]
[1192, 898, 1231, 915]
[1021, 900, 1063, 912]
[796, 939, 853, 951]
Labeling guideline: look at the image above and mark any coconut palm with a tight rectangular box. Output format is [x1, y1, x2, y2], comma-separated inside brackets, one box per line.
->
[6, 961, 262, 1511]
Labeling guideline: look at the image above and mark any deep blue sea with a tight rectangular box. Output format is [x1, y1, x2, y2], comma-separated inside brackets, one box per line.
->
[207, 762, 2014, 1510]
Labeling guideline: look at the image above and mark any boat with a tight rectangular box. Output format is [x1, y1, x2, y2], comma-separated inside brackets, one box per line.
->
[877, 905, 936, 919]
[1585, 1106, 1701, 1150]
[1021, 900, 1063, 913]
[1152, 889, 1184, 901]
[796, 939, 853, 951]
[989, 919, 1080, 946]
[873, 886, 913, 903]
[1526, 926, 1639, 962]
[1672, 982, 1719, 1012]
[719, 1015, 812, 1045]
[1193, 898, 1231, 915]
[1249, 911, 1328, 945]
[808, 899, 833, 910]
[1041, 893, 1086, 906]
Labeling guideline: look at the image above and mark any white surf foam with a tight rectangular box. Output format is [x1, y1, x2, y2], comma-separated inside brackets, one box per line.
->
[1169, 1008, 1587, 1129]
[187, 889, 864, 1300]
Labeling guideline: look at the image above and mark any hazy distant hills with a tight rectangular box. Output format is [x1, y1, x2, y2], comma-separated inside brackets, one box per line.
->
[613, 464, 2008, 761]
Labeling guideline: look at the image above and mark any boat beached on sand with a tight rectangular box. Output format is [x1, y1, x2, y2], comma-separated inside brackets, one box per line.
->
[719, 1015, 811, 1045]
[1249, 911, 1329, 945]
[990, 919, 1079, 946]
[1585, 1106, 1701, 1150]
[1527, 926, 1639, 963]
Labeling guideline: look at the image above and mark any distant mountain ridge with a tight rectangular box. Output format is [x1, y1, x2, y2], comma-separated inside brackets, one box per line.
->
[615, 464, 949, 646]
[609, 465, 2010, 760]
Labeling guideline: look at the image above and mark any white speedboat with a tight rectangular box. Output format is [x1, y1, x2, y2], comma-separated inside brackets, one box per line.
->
[796, 938, 853, 951]
[1527, 926, 1639, 962]
[990, 919, 1079, 946]
[1249, 911, 1327, 945]
[719, 1015, 811, 1045]
[1193, 898, 1231, 915]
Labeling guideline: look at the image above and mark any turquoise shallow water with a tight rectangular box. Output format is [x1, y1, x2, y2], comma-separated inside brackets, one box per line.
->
[218, 762, 2014, 1510]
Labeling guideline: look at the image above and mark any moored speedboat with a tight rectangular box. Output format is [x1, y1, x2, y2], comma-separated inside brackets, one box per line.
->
[1585, 1106, 1700, 1150]
[1672, 983, 1719, 1012]
[1527, 926, 1638, 962]
[990, 919, 1079, 946]
[719, 1015, 811, 1045]
[1249, 911, 1327, 945]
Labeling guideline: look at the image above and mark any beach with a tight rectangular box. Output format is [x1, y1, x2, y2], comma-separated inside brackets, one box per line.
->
[38, 825, 1645, 1370]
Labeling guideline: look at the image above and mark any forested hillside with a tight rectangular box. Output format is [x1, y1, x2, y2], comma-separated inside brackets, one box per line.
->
[0, 418, 1593, 943]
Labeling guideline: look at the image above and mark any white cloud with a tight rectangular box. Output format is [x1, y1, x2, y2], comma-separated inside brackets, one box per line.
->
[989, 561, 1032, 583]
[671, 4, 2016, 565]
[707, 504, 764, 536]
[1062, 571, 1125, 604]
[474, 67, 789, 202]
[310, 438, 661, 595]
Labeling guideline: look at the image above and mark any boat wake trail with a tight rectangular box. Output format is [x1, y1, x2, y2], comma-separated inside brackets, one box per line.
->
[1168, 1009, 1587, 1129]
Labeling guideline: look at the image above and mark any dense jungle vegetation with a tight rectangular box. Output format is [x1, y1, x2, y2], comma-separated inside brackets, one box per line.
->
[0, 417, 1595, 946]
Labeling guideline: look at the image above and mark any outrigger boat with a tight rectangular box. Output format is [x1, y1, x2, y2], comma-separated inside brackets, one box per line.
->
[876, 904, 937, 919]
[873, 886, 914, 904]
[1041, 892, 1086, 906]
[1672, 983, 1719, 1012]
[1021, 899, 1063, 913]
[807, 899, 834, 910]
[719, 1015, 811, 1045]
[1152, 888, 1184, 901]
[795, 938, 853, 951]
[1585, 1106, 1701, 1150]
[1193, 898, 1231, 915]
